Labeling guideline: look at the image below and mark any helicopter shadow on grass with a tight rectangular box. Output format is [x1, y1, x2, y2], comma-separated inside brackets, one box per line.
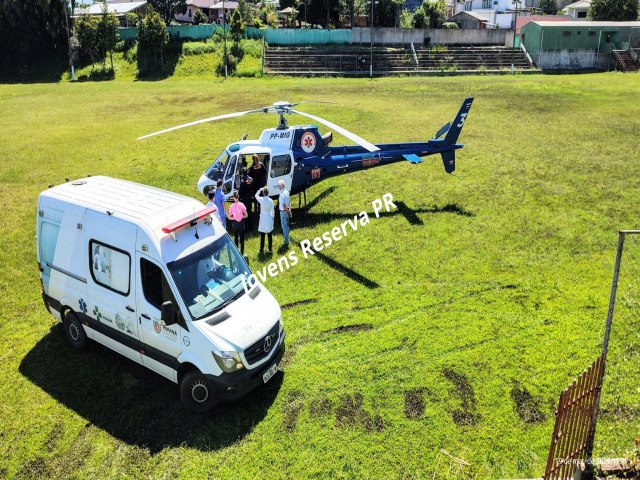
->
[19, 324, 283, 454]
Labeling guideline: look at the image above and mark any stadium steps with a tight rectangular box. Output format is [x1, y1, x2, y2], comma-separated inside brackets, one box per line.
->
[612, 49, 639, 72]
[264, 44, 535, 75]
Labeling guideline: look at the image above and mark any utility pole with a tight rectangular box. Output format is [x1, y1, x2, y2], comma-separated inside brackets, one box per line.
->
[510, 0, 519, 73]
[63, 0, 76, 80]
[223, 0, 227, 77]
[369, 0, 374, 78]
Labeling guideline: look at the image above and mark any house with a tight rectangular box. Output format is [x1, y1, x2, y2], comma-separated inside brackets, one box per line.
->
[455, 0, 522, 28]
[521, 20, 640, 70]
[448, 10, 491, 28]
[72, 1, 148, 27]
[561, 0, 591, 19]
[175, 0, 238, 24]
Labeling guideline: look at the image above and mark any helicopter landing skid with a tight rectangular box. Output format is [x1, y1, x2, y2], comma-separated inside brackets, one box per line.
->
[296, 190, 307, 224]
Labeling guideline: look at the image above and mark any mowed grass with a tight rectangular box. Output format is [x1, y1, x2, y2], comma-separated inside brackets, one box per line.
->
[1, 74, 640, 479]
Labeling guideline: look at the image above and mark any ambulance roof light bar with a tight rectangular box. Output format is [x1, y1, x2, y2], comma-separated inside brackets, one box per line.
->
[162, 206, 217, 241]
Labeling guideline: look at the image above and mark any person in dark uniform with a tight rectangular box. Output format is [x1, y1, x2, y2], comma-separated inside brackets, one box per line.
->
[249, 154, 267, 220]
[238, 168, 253, 229]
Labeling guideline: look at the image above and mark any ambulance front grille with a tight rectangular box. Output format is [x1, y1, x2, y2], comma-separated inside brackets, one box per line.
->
[244, 322, 279, 365]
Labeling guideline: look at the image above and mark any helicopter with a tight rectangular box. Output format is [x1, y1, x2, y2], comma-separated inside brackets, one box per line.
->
[138, 98, 474, 204]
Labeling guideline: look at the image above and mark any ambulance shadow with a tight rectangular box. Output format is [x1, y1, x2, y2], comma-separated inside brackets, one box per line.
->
[19, 325, 283, 453]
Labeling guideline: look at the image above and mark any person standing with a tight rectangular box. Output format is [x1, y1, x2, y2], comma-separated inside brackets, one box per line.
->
[213, 179, 226, 229]
[249, 154, 267, 216]
[228, 191, 248, 255]
[278, 179, 291, 249]
[255, 186, 275, 254]
[238, 168, 254, 227]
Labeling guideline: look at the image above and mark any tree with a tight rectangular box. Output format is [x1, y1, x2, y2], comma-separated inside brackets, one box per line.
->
[421, 0, 446, 28]
[230, 9, 245, 43]
[412, 8, 429, 27]
[538, 0, 558, 13]
[147, 0, 187, 24]
[126, 12, 139, 27]
[97, 1, 119, 71]
[399, 9, 414, 28]
[193, 10, 208, 24]
[138, 9, 170, 74]
[75, 14, 100, 64]
[589, 0, 638, 20]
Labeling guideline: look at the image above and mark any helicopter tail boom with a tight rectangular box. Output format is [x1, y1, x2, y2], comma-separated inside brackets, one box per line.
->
[443, 97, 474, 146]
[440, 150, 456, 174]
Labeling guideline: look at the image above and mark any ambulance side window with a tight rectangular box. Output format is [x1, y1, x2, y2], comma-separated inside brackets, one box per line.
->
[89, 240, 130, 296]
[140, 258, 186, 329]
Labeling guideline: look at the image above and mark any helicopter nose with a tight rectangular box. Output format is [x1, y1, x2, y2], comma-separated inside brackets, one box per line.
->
[197, 174, 215, 195]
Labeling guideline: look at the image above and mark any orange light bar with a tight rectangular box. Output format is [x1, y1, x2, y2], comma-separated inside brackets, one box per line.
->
[162, 206, 217, 235]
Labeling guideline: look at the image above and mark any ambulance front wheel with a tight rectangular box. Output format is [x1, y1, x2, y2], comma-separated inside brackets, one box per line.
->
[180, 371, 218, 413]
[64, 311, 87, 350]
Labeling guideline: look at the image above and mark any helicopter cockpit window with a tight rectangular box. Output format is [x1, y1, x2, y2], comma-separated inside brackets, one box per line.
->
[206, 151, 230, 179]
[270, 154, 292, 177]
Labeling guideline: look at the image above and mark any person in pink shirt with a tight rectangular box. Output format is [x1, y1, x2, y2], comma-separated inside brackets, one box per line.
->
[228, 190, 248, 255]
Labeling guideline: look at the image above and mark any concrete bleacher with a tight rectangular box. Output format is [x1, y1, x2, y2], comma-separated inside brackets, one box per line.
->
[263, 44, 535, 75]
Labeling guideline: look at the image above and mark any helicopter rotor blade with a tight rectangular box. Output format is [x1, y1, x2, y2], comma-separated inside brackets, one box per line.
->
[289, 100, 337, 108]
[137, 108, 266, 140]
[289, 109, 380, 153]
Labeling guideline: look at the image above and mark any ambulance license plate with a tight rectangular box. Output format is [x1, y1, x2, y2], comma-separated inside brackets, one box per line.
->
[263, 363, 277, 384]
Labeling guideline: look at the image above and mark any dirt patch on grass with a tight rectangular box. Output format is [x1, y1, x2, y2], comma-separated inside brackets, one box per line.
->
[443, 368, 480, 426]
[309, 398, 333, 417]
[281, 298, 318, 310]
[283, 390, 305, 432]
[16, 457, 47, 479]
[511, 381, 546, 424]
[404, 388, 426, 419]
[600, 405, 640, 421]
[325, 323, 373, 334]
[335, 394, 384, 432]
[46, 422, 64, 450]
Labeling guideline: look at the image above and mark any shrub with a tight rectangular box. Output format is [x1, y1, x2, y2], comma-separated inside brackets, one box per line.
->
[193, 10, 208, 24]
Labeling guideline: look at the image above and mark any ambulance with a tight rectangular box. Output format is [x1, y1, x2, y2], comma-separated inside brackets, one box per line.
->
[36, 176, 285, 412]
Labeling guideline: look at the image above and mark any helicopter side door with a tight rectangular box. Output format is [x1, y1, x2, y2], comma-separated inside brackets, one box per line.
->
[266, 153, 294, 196]
[222, 155, 239, 195]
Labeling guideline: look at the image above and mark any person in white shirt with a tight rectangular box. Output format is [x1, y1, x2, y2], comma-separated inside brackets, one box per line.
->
[278, 179, 291, 248]
[255, 186, 275, 254]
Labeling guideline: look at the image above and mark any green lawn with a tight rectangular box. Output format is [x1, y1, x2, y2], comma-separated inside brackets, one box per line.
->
[1, 74, 640, 479]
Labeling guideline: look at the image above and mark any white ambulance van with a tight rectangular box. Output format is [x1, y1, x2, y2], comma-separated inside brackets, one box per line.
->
[37, 176, 285, 412]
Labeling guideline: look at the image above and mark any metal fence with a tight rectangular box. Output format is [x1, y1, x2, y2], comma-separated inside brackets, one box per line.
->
[543, 356, 605, 480]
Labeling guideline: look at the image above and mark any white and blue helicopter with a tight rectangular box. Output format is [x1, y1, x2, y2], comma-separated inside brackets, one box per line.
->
[138, 98, 473, 202]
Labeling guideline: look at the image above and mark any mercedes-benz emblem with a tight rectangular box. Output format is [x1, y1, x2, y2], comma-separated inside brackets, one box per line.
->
[263, 335, 272, 352]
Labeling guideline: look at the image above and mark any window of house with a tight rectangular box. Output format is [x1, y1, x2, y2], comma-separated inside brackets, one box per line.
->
[577, 11, 587, 17]
[188, 8, 192, 17]
[464, 1, 472, 10]
[482, 0, 490, 8]
[89, 240, 131, 295]
[270, 155, 292, 177]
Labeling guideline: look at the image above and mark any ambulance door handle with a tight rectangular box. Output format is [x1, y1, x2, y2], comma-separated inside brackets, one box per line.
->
[125, 305, 135, 312]
[141, 313, 151, 320]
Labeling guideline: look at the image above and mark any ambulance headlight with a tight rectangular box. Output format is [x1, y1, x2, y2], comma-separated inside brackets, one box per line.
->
[212, 350, 244, 373]
[278, 317, 284, 333]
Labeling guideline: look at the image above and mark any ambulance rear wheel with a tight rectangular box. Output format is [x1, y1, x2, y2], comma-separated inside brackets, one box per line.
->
[64, 311, 87, 350]
[180, 371, 218, 413]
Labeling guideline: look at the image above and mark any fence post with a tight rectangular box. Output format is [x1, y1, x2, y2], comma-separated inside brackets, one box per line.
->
[584, 231, 626, 468]
[261, 31, 265, 75]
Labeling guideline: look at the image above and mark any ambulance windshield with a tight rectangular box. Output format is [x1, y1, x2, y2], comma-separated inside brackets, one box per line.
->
[167, 235, 251, 320]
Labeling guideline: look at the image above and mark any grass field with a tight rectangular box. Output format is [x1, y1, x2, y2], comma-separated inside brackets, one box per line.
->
[1, 74, 640, 479]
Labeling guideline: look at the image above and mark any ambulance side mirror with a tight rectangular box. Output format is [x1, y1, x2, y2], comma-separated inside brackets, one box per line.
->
[161, 301, 176, 325]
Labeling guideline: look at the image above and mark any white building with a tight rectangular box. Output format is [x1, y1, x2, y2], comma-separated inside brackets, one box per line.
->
[562, 0, 591, 19]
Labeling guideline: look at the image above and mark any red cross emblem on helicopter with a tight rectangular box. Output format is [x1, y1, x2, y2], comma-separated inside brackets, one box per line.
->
[301, 132, 316, 153]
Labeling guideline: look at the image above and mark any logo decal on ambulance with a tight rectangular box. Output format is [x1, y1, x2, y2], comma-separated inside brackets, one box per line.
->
[153, 321, 161, 333]
[301, 132, 316, 153]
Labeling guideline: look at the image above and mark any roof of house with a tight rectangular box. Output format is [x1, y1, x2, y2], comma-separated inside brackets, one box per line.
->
[73, 1, 146, 16]
[516, 15, 574, 33]
[449, 11, 490, 22]
[532, 20, 640, 26]
[210, 1, 239, 9]
[561, 0, 591, 10]
[186, 0, 216, 8]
